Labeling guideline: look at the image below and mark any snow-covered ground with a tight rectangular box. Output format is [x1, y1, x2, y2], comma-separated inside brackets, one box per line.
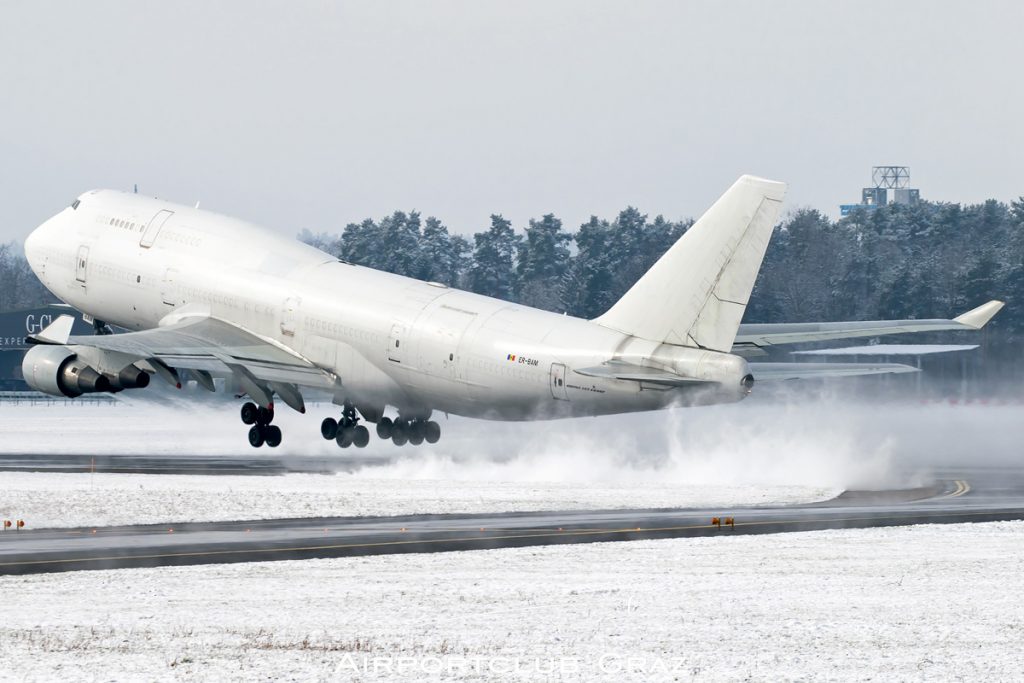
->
[5, 397, 1024, 527]
[2, 521, 1023, 681]
[0, 471, 835, 528]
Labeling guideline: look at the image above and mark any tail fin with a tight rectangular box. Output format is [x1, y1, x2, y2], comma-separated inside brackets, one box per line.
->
[593, 175, 786, 352]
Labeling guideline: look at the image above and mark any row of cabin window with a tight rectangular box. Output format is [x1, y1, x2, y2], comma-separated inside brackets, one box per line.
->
[161, 230, 201, 247]
[109, 217, 142, 232]
[470, 357, 544, 384]
[95, 262, 135, 284]
[306, 316, 378, 345]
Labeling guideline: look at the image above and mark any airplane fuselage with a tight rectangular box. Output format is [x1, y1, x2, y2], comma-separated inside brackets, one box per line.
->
[25, 190, 751, 421]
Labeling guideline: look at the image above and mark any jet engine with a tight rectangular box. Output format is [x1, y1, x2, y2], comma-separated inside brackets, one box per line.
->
[21, 345, 150, 397]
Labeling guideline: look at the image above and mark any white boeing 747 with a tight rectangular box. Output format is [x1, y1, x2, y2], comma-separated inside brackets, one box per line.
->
[21, 176, 1003, 448]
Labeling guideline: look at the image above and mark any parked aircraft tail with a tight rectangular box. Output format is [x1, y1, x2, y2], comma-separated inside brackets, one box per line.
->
[592, 174, 786, 352]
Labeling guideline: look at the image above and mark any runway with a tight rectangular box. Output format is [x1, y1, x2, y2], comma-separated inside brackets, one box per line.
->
[3, 460, 1024, 576]
[0, 451, 392, 475]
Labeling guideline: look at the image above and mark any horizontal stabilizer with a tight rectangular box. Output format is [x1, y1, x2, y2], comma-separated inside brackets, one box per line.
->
[27, 314, 75, 345]
[749, 362, 919, 382]
[733, 300, 1005, 355]
[574, 361, 716, 387]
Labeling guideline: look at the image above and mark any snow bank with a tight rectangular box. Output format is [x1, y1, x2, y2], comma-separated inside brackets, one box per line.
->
[1, 521, 1022, 681]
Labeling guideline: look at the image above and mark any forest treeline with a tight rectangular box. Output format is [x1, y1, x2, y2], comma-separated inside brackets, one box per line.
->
[300, 197, 1024, 337]
[0, 242, 51, 312]
[2, 197, 1021, 339]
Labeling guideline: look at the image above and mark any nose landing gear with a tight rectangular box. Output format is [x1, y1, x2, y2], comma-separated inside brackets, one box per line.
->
[242, 401, 281, 448]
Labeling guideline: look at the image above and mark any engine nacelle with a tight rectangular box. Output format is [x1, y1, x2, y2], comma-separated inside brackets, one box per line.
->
[114, 364, 150, 390]
[21, 345, 112, 398]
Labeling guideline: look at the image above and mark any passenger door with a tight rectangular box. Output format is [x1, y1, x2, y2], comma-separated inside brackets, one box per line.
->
[417, 305, 477, 381]
[75, 245, 89, 285]
[280, 296, 300, 336]
[550, 362, 568, 400]
[387, 323, 405, 363]
[161, 268, 178, 306]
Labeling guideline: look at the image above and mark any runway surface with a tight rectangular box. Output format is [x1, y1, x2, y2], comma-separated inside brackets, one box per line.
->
[3, 455, 1024, 575]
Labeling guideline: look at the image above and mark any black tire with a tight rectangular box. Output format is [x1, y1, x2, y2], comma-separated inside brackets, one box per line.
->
[247, 425, 265, 448]
[424, 421, 441, 444]
[240, 402, 258, 425]
[409, 433, 424, 446]
[320, 417, 338, 440]
[353, 425, 370, 448]
[409, 420, 426, 441]
[264, 425, 282, 448]
[256, 406, 274, 425]
[391, 422, 408, 446]
[376, 417, 393, 440]
[336, 427, 355, 448]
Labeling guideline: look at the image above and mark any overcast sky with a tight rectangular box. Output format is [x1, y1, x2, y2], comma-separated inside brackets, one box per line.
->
[1, 1, 1022, 243]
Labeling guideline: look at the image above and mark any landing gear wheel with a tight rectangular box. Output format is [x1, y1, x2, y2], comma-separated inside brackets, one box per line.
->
[256, 406, 275, 425]
[240, 402, 258, 425]
[391, 422, 408, 446]
[336, 427, 355, 448]
[353, 425, 370, 448]
[376, 417, 393, 440]
[248, 425, 265, 448]
[424, 421, 441, 444]
[264, 425, 282, 448]
[409, 420, 426, 441]
[321, 417, 338, 440]
[408, 432, 424, 446]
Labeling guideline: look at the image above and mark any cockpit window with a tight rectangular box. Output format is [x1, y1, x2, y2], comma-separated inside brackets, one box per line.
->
[71, 199, 80, 210]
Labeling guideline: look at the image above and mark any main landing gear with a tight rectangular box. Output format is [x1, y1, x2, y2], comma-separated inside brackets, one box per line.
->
[319, 403, 371, 449]
[241, 401, 282, 448]
[319, 404, 442, 448]
[374, 416, 441, 447]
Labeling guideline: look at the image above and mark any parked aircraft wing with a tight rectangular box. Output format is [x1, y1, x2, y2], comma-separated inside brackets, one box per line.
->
[574, 361, 717, 387]
[36, 314, 333, 390]
[749, 362, 919, 381]
[732, 300, 1004, 356]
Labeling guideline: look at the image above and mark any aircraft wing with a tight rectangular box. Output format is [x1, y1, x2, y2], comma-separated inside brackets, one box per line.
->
[732, 300, 1004, 356]
[749, 362, 919, 381]
[32, 314, 334, 396]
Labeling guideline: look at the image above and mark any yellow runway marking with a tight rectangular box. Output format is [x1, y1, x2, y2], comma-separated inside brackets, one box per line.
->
[940, 480, 971, 498]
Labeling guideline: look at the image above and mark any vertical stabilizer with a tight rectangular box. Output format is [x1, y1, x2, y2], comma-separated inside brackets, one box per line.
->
[593, 175, 786, 352]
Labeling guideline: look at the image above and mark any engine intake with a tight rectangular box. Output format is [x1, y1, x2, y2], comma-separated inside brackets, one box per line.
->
[21, 345, 148, 397]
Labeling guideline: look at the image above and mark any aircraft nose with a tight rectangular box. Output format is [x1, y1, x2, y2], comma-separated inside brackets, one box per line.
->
[24, 224, 41, 266]
[24, 211, 60, 276]
[24, 221, 45, 273]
